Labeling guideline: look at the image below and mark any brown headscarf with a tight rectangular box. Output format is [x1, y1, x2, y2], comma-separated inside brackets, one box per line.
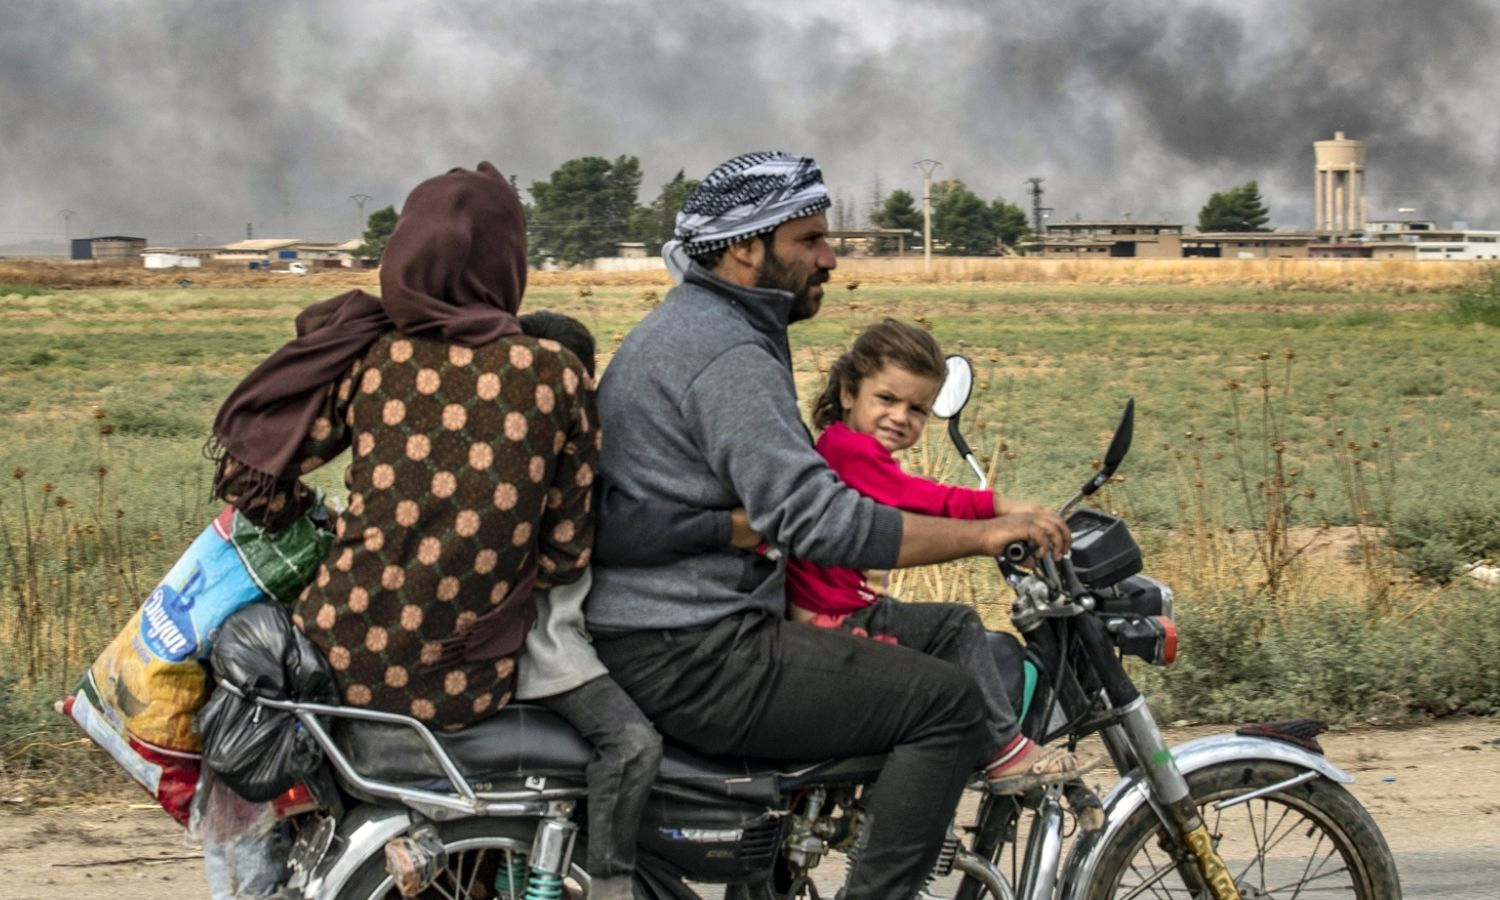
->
[208, 162, 528, 504]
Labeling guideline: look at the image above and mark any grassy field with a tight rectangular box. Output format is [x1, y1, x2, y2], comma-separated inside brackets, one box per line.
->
[2, 260, 1498, 794]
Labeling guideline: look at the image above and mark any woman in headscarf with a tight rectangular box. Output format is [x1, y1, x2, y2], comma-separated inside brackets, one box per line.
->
[208, 162, 594, 729]
[211, 166, 663, 898]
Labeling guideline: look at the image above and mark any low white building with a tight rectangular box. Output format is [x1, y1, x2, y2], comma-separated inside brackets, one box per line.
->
[1359, 220, 1500, 261]
[141, 252, 203, 269]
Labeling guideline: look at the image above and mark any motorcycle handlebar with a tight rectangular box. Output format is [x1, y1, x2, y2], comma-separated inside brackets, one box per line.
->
[1003, 541, 1036, 564]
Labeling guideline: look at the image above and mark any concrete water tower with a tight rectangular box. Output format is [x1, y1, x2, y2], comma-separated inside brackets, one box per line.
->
[1314, 131, 1367, 235]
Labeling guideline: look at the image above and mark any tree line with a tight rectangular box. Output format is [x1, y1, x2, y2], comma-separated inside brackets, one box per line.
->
[355, 158, 1275, 264]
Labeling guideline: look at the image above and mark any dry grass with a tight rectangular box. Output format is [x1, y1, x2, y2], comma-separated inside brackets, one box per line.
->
[2, 256, 1482, 293]
[0, 260, 379, 290]
[825, 257, 1482, 291]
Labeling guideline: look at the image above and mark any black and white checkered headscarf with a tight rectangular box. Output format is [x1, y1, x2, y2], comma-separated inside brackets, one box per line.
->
[663, 151, 831, 282]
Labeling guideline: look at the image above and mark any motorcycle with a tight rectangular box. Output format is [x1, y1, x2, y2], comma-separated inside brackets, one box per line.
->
[224, 354, 1401, 899]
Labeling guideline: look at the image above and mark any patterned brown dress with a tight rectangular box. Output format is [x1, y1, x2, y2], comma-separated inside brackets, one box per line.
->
[230, 330, 597, 729]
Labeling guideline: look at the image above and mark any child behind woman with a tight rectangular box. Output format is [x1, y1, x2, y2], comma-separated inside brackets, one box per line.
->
[514, 310, 659, 900]
[789, 319, 1093, 793]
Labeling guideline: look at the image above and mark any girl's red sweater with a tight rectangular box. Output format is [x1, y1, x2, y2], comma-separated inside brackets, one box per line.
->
[786, 421, 995, 617]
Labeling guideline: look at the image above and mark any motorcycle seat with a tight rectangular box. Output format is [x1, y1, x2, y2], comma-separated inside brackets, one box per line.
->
[330, 636, 1031, 802]
[333, 703, 789, 803]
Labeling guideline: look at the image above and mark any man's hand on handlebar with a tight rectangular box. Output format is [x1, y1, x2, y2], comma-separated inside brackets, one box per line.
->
[985, 510, 1071, 562]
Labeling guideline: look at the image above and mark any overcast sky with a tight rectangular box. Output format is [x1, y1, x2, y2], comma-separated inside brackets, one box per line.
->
[4, 0, 1497, 247]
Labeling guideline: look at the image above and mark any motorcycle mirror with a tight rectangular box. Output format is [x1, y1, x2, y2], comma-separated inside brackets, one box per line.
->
[1080, 397, 1135, 498]
[933, 355, 974, 420]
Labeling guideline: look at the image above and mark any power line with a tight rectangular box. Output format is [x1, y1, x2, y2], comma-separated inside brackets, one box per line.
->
[1025, 178, 1050, 242]
[349, 193, 373, 236]
[914, 159, 941, 272]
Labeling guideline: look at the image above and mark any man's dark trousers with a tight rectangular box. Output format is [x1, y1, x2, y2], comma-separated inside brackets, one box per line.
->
[594, 610, 986, 900]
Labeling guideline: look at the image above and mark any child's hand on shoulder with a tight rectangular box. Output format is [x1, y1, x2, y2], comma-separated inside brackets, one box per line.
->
[729, 506, 764, 548]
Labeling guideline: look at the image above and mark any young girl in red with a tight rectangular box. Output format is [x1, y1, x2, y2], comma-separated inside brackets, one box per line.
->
[790, 318, 1093, 793]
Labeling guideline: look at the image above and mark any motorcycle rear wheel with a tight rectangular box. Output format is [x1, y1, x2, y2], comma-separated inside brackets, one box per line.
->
[1085, 759, 1400, 899]
[335, 817, 590, 900]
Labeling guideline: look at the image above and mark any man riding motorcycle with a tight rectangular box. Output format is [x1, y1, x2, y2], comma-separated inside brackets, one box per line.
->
[584, 151, 1071, 900]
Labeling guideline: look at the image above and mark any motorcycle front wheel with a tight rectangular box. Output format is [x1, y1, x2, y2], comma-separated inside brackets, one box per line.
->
[335, 817, 590, 900]
[1085, 759, 1401, 900]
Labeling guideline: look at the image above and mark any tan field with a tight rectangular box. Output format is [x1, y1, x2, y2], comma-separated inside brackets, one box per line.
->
[2, 255, 1487, 293]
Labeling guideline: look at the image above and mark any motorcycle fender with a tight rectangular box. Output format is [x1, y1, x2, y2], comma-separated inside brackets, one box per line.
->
[1057, 733, 1353, 900]
[297, 804, 415, 899]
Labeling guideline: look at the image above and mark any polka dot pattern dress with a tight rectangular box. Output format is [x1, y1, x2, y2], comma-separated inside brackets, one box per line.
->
[263, 331, 596, 729]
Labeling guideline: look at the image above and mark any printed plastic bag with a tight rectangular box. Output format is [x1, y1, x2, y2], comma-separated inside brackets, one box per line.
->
[60, 502, 333, 824]
[60, 684, 201, 825]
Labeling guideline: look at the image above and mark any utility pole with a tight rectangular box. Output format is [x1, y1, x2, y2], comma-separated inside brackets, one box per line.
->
[914, 159, 941, 272]
[1026, 177, 1051, 251]
[349, 193, 373, 236]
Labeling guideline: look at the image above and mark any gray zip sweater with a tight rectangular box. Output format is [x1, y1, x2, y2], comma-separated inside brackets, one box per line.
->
[586, 265, 904, 631]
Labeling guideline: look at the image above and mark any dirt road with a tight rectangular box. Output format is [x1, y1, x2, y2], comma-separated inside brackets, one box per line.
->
[1, 719, 1496, 899]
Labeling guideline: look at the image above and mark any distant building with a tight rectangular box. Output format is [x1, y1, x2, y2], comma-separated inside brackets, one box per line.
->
[170, 245, 222, 261]
[827, 228, 920, 257]
[214, 238, 302, 267]
[1357, 220, 1500, 261]
[1028, 219, 1183, 258]
[1182, 232, 1315, 259]
[293, 239, 366, 268]
[615, 241, 648, 258]
[588, 255, 666, 272]
[141, 252, 203, 269]
[78, 236, 147, 264]
[1307, 243, 1372, 259]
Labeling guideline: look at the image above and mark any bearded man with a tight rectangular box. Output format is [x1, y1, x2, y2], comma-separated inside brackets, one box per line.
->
[585, 151, 1070, 899]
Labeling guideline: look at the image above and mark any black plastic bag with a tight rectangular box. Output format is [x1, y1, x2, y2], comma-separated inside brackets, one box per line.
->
[199, 603, 339, 802]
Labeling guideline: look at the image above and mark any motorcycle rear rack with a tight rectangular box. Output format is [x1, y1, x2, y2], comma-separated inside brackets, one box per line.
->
[243, 691, 579, 822]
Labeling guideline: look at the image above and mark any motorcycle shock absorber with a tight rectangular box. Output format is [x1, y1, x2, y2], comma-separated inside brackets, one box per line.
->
[524, 871, 563, 900]
[521, 816, 577, 900]
[495, 851, 529, 899]
[1114, 694, 1241, 900]
[1079, 612, 1242, 900]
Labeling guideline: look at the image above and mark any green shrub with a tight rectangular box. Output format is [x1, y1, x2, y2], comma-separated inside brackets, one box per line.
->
[1448, 265, 1500, 326]
[0, 678, 129, 799]
[0, 282, 47, 298]
[1423, 583, 1500, 716]
[107, 403, 204, 437]
[1133, 593, 1283, 722]
[1389, 499, 1500, 582]
[0, 679, 68, 769]
[1137, 583, 1500, 723]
